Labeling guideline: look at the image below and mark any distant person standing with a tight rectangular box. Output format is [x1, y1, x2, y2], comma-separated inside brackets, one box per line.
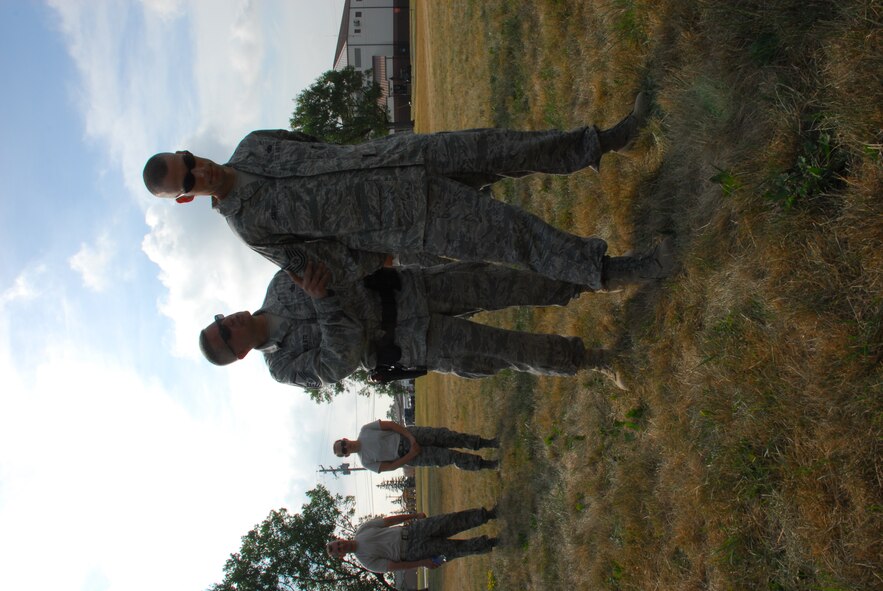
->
[327, 507, 498, 572]
[334, 419, 500, 472]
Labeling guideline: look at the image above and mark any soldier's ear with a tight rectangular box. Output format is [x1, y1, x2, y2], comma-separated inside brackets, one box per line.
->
[175, 195, 195, 204]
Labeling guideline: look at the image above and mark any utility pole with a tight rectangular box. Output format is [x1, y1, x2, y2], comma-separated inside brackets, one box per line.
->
[318, 462, 368, 477]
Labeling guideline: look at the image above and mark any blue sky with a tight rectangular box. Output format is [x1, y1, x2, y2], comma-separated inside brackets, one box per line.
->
[0, 2, 399, 590]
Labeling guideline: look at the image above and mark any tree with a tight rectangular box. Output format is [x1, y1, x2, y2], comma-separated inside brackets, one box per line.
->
[210, 485, 395, 591]
[290, 67, 389, 144]
[377, 476, 415, 492]
[308, 369, 409, 404]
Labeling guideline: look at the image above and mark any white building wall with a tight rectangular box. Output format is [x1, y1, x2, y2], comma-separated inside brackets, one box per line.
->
[350, 0, 395, 8]
[334, 0, 411, 130]
[346, 3, 394, 75]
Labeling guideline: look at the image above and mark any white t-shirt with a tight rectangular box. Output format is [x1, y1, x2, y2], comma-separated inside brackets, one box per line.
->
[353, 518, 404, 572]
[357, 421, 402, 473]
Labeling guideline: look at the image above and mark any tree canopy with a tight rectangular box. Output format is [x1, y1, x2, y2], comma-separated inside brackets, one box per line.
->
[290, 67, 389, 144]
[209, 485, 395, 591]
[308, 368, 410, 404]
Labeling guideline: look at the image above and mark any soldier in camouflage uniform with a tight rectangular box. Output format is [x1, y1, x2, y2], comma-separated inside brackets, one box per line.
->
[327, 507, 498, 573]
[143, 95, 667, 291]
[198, 261, 627, 389]
[334, 419, 499, 472]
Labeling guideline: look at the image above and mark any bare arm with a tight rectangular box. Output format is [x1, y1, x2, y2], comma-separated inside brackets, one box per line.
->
[376, 421, 421, 472]
[382, 512, 424, 527]
[378, 420, 413, 439]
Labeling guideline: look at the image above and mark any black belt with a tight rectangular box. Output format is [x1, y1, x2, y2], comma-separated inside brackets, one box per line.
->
[363, 268, 428, 384]
[363, 268, 402, 366]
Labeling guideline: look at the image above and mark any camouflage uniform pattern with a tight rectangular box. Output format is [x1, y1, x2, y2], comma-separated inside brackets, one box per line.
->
[216, 167, 426, 287]
[423, 126, 602, 186]
[403, 426, 492, 471]
[425, 314, 587, 378]
[401, 508, 496, 562]
[257, 269, 429, 389]
[421, 262, 592, 378]
[257, 262, 590, 388]
[213, 127, 605, 286]
[424, 176, 608, 289]
[421, 261, 586, 316]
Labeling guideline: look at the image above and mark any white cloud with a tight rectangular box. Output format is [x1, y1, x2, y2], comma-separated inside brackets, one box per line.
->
[0, 327, 308, 591]
[69, 233, 115, 291]
[139, 0, 183, 20]
[141, 200, 278, 358]
[0, 265, 46, 306]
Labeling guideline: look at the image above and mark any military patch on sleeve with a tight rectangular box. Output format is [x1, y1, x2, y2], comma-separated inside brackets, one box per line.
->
[285, 249, 307, 275]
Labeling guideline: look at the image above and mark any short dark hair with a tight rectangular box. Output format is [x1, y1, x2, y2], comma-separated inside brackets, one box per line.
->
[199, 328, 236, 366]
[143, 153, 170, 195]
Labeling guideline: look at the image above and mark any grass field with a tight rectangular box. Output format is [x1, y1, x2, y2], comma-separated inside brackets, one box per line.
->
[410, 1, 882, 590]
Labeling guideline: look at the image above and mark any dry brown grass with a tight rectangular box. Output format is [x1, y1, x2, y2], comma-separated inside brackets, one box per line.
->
[411, 0, 882, 589]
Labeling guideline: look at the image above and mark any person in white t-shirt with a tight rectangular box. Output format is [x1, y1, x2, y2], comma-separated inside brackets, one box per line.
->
[326, 507, 498, 573]
[334, 420, 500, 472]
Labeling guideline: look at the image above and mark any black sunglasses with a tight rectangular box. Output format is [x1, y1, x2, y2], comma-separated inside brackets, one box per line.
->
[180, 151, 196, 194]
[214, 314, 235, 355]
[339, 441, 349, 455]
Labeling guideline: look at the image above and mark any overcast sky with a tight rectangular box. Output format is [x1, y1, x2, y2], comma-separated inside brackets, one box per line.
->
[0, 2, 401, 590]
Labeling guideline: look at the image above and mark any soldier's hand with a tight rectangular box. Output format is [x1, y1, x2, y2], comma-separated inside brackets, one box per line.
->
[287, 261, 331, 299]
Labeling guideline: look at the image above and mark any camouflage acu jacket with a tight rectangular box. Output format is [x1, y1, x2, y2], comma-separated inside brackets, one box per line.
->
[214, 129, 432, 285]
[258, 268, 429, 389]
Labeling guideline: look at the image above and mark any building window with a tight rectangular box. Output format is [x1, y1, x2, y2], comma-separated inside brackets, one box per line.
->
[354, 28, 361, 34]
[355, 11, 362, 17]
[354, 48, 362, 67]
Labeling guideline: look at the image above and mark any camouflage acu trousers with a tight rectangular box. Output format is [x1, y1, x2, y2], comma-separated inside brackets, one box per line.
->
[417, 262, 589, 377]
[424, 178, 608, 290]
[423, 127, 603, 187]
[402, 426, 490, 471]
[421, 127, 608, 289]
[425, 314, 586, 378]
[421, 262, 586, 317]
[401, 508, 495, 562]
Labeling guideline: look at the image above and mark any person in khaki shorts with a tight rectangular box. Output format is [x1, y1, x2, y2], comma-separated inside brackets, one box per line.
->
[334, 419, 500, 472]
